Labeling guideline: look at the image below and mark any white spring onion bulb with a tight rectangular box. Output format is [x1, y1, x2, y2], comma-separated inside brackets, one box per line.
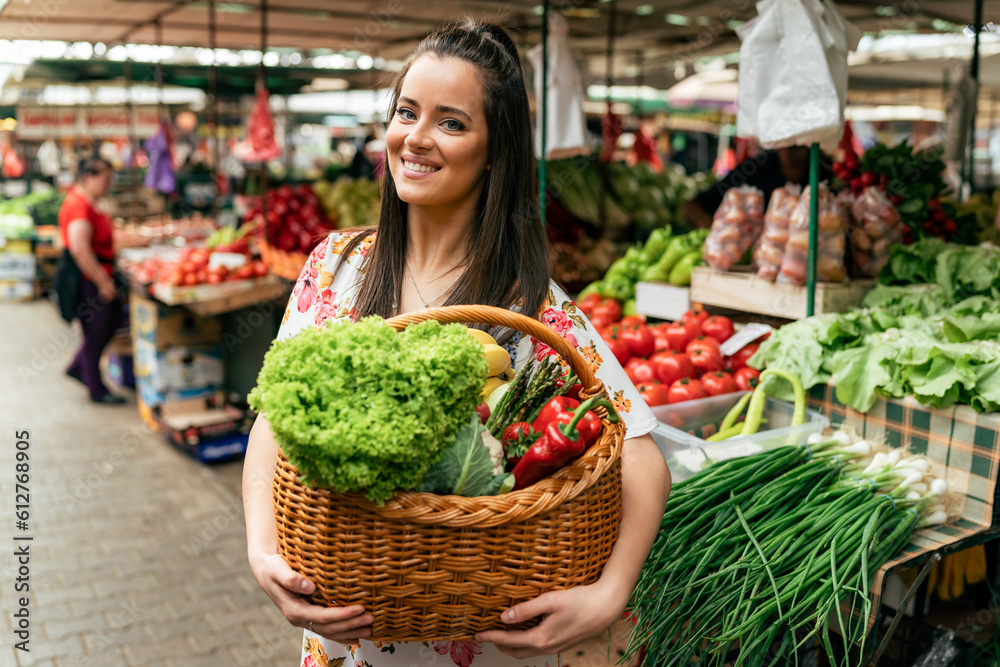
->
[896, 458, 931, 473]
[807, 433, 824, 445]
[841, 440, 871, 456]
[919, 510, 949, 527]
[905, 491, 921, 501]
[927, 504, 946, 515]
[930, 479, 949, 496]
[897, 470, 924, 489]
[909, 482, 928, 495]
[863, 452, 888, 475]
[832, 430, 853, 446]
[886, 449, 902, 465]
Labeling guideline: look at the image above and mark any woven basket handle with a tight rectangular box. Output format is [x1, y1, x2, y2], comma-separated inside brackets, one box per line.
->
[386, 305, 603, 401]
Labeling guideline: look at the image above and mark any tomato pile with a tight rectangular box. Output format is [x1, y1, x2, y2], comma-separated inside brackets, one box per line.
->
[579, 295, 764, 406]
[245, 183, 334, 254]
[156, 247, 269, 287]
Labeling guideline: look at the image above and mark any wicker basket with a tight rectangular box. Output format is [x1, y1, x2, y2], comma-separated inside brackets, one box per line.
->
[272, 305, 625, 641]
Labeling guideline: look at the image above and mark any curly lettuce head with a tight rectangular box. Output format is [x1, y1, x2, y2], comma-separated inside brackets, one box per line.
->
[249, 317, 487, 503]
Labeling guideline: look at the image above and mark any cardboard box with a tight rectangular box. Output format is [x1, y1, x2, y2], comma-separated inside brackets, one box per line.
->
[133, 340, 224, 406]
[0, 279, 34, 302]
[0, 239, 32, 254]
[155, 397, 253, 463]
[129, 292, 222, 350]
[0, 252, 35, 280]
[106, 352, 135, 389]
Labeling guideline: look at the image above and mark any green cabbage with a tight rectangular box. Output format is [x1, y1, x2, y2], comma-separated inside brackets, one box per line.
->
[249, 317, 487, 503]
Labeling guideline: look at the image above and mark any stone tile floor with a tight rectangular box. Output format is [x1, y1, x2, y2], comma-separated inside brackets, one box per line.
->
[0, 301, 635, 667]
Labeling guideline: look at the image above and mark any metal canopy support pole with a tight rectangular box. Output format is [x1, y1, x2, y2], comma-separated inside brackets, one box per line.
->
[123, 54, 139, 221]
[806, 142, 820, 317]
[538, 0, 549, 228]
[258, 0, 269, 216]
[967, 0, 983, 196]
[154, 20, 165, 121]
[635, 50, 643, 118]
[599, 0, 617, 227]
[208, 0, 220, 217]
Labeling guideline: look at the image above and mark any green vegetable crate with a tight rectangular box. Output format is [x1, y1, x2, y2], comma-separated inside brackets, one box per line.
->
[650, 392, 828, 481]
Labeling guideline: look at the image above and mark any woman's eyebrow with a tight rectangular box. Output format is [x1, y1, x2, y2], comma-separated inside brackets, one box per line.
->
[400, 96, 472, 122]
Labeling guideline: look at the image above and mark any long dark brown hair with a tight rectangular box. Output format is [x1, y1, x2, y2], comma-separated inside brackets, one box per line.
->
[334, 19, 549, 329]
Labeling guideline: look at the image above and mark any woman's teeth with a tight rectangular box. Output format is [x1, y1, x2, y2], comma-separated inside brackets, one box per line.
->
[403, 160, 440, 173]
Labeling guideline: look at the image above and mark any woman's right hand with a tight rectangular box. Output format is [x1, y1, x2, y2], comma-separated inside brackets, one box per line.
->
[250, 552, 374, 642]
[97, 276, 117, 303]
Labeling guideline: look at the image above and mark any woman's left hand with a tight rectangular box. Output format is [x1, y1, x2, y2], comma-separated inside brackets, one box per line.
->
[475, 580, 625, 659]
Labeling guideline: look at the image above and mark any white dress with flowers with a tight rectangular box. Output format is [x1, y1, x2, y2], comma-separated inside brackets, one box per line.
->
[276, 232, 659, 667]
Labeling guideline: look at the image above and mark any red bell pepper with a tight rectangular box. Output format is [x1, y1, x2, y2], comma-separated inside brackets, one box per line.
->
[512, 397, 619, 490]
[530, 396, 580, 433]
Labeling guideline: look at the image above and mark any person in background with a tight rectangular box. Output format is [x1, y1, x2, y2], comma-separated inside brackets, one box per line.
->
[60, 157, 125, 405]
[681, 145, 833, 228]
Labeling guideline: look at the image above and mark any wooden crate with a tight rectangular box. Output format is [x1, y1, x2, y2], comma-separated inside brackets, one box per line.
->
[689, 266, 873, 319]
[151, 275, 289, 317]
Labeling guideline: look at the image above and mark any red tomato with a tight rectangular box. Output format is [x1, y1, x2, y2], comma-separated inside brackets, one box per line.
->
[702, 371, 738, 396]
[621, 325, 655, 358]
[589, 313, 613, 331]
[655, 350, 696, 386]
[194, 269, 208, 284]
[702, 315, 735, 344]
[180, 272, 199, 286]
[651, 321, 672, 333]
[689, 347, 724, 375]
[681, 308, 710, 328]
[637, 381, 670, 407]
[686, 335, 721, 358]
[620, 315, 647, 328]
[667, 377, 707, 404]
[652, 330, 672, 353]
[734, 367, 761, 391]
[666, 319, 700, 351]
[727, 343, 760, 372]
[207, 273, 223, 284]
[253, 261, 269, 277]
[235, 265, 254, 280]
[625, 358, 659, 385]
[604, 335, 631, 366]
[592, 298, 623, 323]
[578, 293, 603, 317]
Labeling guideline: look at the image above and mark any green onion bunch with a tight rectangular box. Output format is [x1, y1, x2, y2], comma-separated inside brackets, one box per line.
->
[626, 430, 950, 667]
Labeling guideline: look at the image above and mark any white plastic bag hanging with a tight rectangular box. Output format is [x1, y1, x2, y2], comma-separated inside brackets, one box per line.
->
[527, 14, 588, 159]
[737, 0, 861, 150]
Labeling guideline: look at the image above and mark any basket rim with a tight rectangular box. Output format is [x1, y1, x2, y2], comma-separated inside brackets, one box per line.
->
[275, 418, 624, 528]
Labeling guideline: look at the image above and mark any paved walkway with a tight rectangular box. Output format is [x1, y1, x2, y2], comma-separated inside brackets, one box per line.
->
[0, 301, 301, 666]
[0, 301, 633, 667]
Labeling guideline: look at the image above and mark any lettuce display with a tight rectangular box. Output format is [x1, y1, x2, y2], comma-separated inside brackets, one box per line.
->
[750, 284, 1000, 413]
[249, 317, 487, 503]
[879, 238, 1000, 303]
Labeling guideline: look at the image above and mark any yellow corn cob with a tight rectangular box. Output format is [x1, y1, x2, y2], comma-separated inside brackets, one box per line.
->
[482, 376, 507, 403]
[949, 552, 965, 600]
[966, 545, 987, 585]
[484, 344, 513, 378]
[936, 554, 953, 601]
[467, 329, 499, 346]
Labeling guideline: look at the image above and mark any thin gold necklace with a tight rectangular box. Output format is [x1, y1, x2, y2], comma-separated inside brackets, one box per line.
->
[405, 262, 461, 308]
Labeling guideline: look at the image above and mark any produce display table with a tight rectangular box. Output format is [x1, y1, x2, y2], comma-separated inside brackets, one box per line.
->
[807, 384, 1000, 659]
[690, 266, 873, 319]
[150, 274, 289, 317]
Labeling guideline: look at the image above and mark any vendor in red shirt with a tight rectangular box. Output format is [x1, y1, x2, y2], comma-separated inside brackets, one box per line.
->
[59, 157, 125, 405]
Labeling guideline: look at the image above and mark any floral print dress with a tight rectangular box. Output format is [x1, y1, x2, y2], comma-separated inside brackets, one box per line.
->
[276, 231, 659, 667]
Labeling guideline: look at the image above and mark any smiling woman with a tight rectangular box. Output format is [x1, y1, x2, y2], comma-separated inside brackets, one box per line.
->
[243, 18, 671, 667]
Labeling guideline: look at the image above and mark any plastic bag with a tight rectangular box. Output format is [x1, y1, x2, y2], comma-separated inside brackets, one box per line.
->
[703, 186, 765, 272]
[754, 184, 801, 281]
[777, 182, 847, 284]
[736, 0, 861, 149]
[849, 186, 902, 277]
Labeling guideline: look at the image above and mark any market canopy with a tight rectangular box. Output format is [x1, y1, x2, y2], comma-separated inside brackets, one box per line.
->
[18, 58, 385, 96]
[0, 0, 996, 89]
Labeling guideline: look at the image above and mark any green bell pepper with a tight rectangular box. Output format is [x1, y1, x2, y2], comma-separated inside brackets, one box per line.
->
[604, 275, 634, 302]
[640, 263, 671, 283]
[667, 250, 703, 286]
[623, 298, 638, 317]
[577, 281, 605, 300]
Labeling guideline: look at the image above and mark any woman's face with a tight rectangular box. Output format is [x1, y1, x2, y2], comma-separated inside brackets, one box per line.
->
[385, 55, 490, 212]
